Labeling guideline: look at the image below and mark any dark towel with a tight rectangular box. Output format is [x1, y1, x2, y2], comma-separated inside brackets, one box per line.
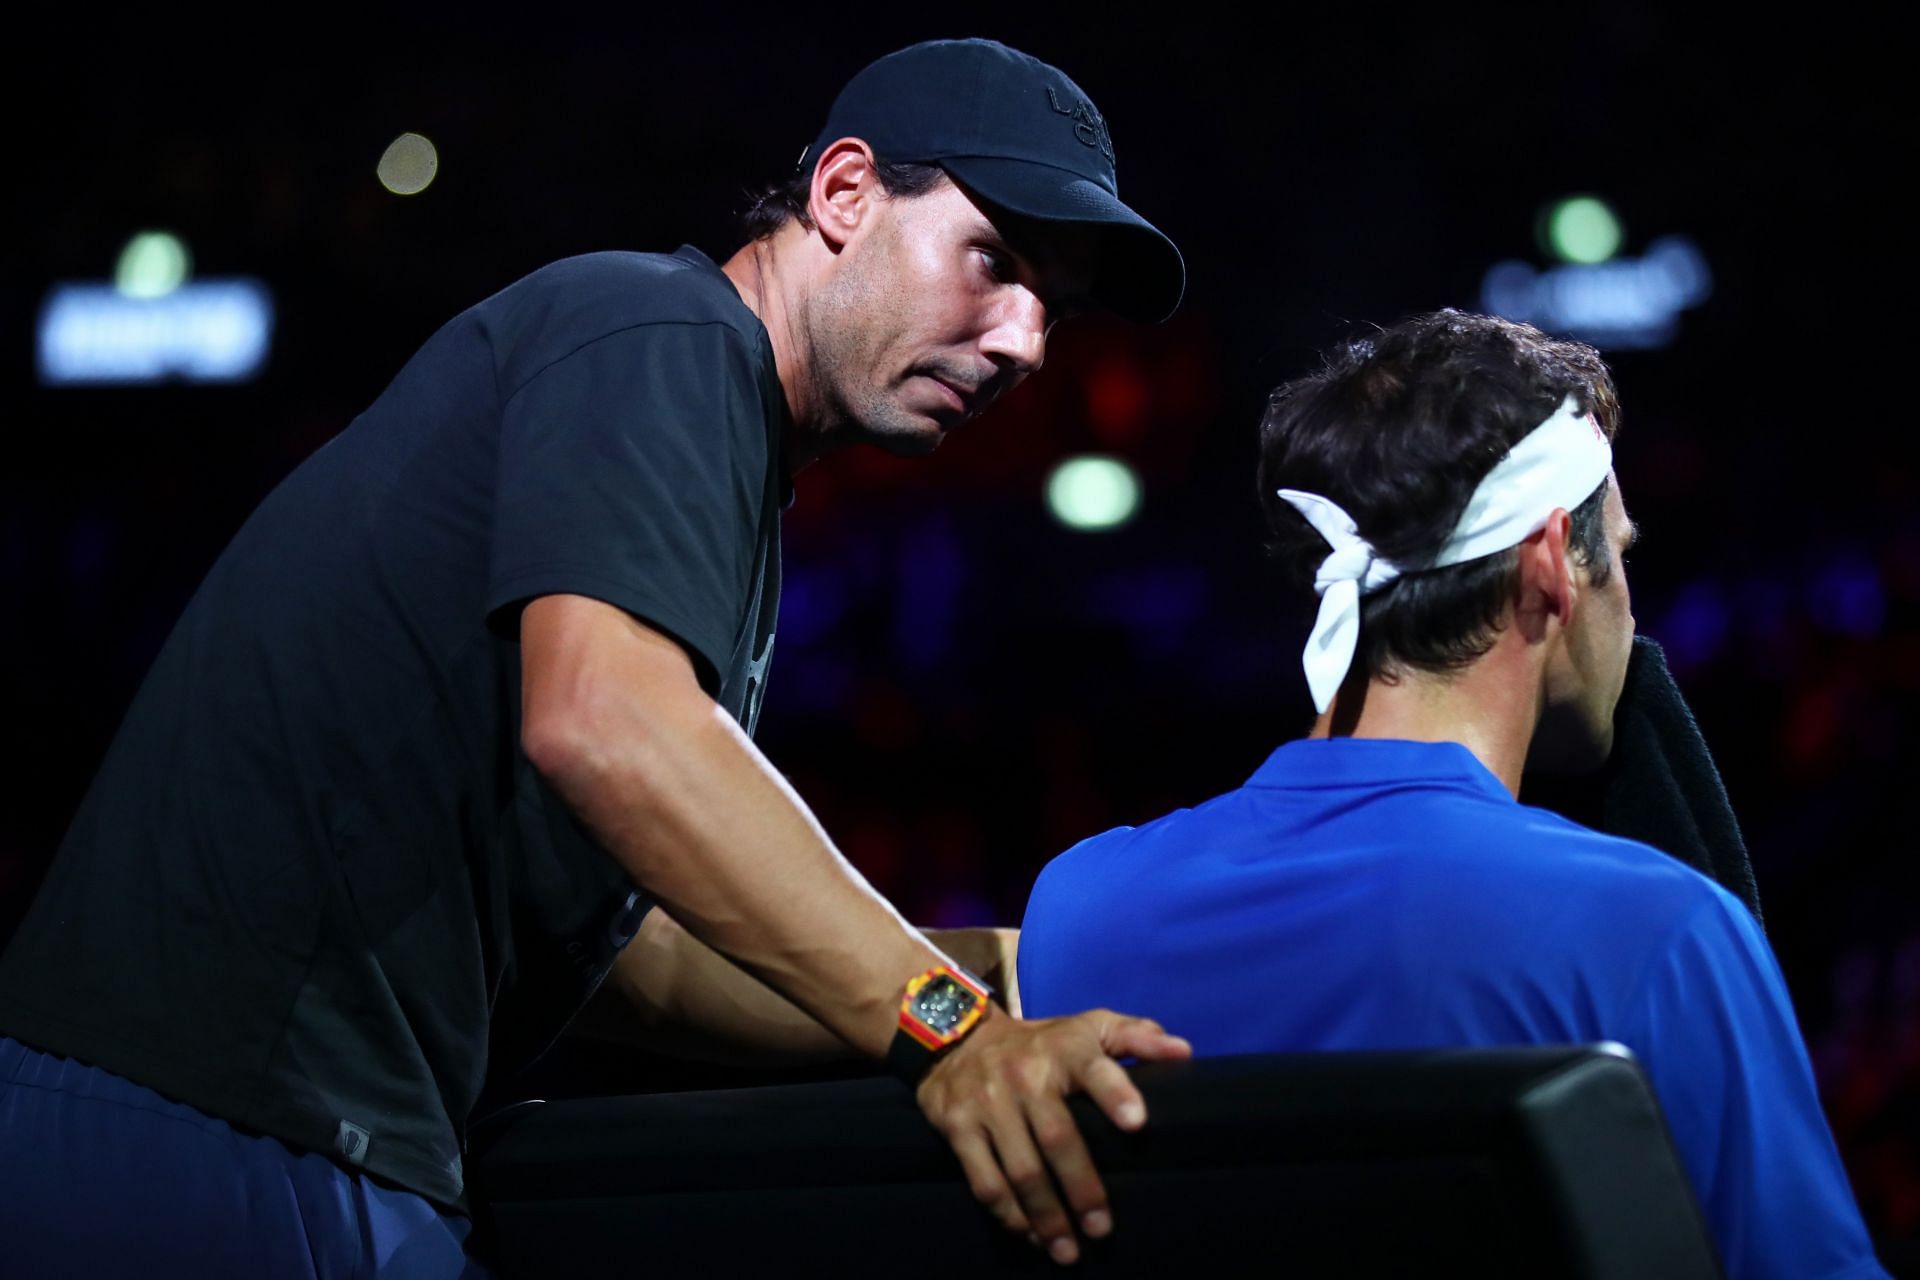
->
[1522, 635, 1763, 926]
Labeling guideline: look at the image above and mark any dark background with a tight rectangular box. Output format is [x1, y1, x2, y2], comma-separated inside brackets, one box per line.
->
[5, 5, 1914, 1262]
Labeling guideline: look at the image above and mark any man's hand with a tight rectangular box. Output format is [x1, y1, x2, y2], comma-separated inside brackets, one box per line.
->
[915, 1007, 1191, 1265]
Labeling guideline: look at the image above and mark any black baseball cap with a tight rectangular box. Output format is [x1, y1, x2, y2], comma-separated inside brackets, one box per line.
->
[799, 38, 1185, 324]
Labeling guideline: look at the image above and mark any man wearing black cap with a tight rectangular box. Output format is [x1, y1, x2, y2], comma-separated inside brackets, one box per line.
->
[0, 37, 1187, 1276]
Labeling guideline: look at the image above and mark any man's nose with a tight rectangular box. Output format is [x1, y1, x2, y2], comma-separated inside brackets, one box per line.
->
[980, 289, 1048, 377]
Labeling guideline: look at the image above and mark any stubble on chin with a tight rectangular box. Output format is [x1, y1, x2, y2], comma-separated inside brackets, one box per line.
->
[799, 233, 953, 456]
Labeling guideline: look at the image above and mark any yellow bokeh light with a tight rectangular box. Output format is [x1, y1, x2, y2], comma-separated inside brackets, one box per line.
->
[378, 133, 439, 196]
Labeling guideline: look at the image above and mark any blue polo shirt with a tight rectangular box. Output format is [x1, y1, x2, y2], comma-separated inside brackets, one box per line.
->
[1019, 738, 1884, 1279]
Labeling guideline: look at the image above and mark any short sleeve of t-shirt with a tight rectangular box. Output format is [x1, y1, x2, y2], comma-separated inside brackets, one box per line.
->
[487, 320, 769, 691]
[1627, 891, 1887, 1279]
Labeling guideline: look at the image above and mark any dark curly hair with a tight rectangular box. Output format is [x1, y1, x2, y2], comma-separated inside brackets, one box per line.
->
[1257, 310, 1620, 685]
[739, 156, 948, 242]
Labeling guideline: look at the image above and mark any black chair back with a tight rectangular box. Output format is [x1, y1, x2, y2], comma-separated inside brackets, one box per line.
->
[470, 1045, 1722, 1278]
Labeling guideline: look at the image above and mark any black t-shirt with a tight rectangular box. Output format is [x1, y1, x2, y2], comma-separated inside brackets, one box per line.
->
[0, 247, 787, 1211]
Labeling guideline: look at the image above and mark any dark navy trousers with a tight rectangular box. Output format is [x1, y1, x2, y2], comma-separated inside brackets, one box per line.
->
[0, 1036, 488, 1279]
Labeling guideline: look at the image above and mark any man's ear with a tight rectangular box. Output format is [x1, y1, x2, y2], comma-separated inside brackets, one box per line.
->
[1516, 508, 1577, 630]
[805, 138, 879, 252]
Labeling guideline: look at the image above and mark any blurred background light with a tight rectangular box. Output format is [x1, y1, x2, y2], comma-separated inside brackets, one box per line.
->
[1046, 456, 1141, 531]
[1655, 579, 1732, 674]
[377, 132, 439, 196]
[1541, 195, 1624, 265]
[1085, 359, 1151, 444]
[114, 232, 191, 299]
[1810, 552, 1887, 637]
[38, 280, 276, 385]
[1481, 234, 1712, 351]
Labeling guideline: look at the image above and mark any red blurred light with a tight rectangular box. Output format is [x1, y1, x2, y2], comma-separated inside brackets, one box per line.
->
[1085, 358, 1150, 445]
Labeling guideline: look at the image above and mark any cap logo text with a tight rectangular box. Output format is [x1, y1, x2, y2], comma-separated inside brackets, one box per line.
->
[1045, 87, 1115, 164]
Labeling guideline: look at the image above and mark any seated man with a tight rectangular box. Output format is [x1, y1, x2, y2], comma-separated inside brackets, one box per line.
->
[1016, 311, 1886, 1279]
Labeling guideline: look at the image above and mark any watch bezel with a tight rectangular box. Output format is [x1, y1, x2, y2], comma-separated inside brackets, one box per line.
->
[898, 964, 992, 1051]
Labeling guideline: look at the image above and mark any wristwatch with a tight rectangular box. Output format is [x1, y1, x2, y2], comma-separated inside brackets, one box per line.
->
[886, 963, 993, 1085]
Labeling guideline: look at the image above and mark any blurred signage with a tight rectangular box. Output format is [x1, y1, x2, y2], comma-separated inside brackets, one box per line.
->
[1481, 234, 1712, 351]
[37, 279, 275, 385]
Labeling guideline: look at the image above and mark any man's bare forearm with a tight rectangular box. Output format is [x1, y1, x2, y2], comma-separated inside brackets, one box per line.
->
[521, 595, 949, 1058]
[571, 907, 857, 1066]
[574, 916, 1023, 1067]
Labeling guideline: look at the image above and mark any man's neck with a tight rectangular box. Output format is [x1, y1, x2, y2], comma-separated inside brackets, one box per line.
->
[1308, 640, 1546, 797]
[720, 232, 829, 472]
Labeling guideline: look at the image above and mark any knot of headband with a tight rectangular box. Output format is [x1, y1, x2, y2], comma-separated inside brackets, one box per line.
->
[1276, 394, 1612, 714]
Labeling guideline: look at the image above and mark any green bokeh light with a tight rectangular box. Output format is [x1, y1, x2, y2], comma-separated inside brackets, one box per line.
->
[378, 133, 439, 196]
[1046, 456, 1141, 531]
[115, 232, 191, 299]
[1543, 196, 1623, 265]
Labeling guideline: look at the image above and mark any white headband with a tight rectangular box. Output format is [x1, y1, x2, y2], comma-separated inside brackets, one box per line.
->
[1277, 394, 1613, 714]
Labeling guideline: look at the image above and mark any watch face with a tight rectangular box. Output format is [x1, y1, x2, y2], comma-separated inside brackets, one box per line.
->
[912, 976, 978, 1035]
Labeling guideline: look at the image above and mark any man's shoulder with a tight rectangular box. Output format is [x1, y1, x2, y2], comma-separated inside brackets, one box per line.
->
[1371, 796, 1737, 934]
[1029, 772, 1735, 944]
[481, 250, 767, 361]
[1026, 785, 1255, 907]
[1504, 802, 1722, 893]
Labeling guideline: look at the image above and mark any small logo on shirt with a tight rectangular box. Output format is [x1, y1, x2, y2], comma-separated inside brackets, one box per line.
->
[337, 1120, 371, 1165]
